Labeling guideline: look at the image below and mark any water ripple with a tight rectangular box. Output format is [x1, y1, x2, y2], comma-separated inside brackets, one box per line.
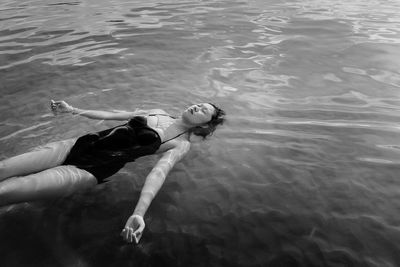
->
[1, 1, 400, 266]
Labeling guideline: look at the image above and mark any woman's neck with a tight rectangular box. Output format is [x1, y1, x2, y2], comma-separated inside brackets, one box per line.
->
[162, 117, 192, 141]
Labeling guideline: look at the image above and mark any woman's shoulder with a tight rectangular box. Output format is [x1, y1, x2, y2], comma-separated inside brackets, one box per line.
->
[157, 137, 191, 154]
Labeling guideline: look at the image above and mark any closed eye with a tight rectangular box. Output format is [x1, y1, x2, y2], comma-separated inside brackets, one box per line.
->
[197, 104, 207, 112]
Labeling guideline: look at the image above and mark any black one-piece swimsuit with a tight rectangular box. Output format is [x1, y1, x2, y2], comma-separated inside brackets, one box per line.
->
[62, 116, 162, 183]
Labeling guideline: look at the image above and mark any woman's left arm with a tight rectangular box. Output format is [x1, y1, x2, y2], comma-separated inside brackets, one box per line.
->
[121, 141, 191, 244]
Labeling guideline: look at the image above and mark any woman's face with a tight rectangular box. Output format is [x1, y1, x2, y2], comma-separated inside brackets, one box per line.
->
[182, 103, 216, 125]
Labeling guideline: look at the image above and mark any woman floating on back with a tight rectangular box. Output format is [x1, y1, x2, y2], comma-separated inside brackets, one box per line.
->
[0, 100, 225, 244]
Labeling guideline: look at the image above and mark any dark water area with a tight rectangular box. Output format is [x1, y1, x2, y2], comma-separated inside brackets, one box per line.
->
[1, 0, 400, 266]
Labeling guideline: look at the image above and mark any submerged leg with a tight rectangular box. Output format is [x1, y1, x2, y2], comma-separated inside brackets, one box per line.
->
[0, 139, 77, 181]
[0, 165, 97, 206]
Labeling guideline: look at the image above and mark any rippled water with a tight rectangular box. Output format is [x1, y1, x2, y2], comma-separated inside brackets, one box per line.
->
[1, 0, 400, 266]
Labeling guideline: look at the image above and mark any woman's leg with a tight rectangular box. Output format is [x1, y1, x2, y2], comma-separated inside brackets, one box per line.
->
[0, 139, 77, 181]
[0, 165, 97, 206]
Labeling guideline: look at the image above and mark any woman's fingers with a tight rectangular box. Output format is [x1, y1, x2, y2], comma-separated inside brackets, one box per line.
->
[50, 100, 62, 111]
[121, 228, 128, 240]
[133, 230, 142, 244]
[128, 228, 134, 242]
[50, 100, 56, 109]
[121, 228, 130, 242]
[50, 100, 74, 114]
[134, 217, 145, 243]
[135, 223, 145, 236]
[126, 227, 131, 243]
[133, 223, 144, 243]
[121, 227, 137, 243]
[121, 215, 145, 244]
[120, 228, 126, 239]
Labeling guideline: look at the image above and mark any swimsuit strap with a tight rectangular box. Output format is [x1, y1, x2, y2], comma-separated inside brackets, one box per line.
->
[148, 113, 177, 119]
[161, 130, 188, 144]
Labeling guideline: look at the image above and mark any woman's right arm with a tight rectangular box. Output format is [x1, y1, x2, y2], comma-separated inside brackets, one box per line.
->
[121, 141, 191, 244]
[51, 100, 157, 121]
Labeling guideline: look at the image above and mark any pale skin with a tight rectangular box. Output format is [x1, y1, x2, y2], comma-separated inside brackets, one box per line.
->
[0, 100, 216, 244]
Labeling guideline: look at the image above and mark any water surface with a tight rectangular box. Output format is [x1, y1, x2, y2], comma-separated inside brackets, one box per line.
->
[1, 0, 400, 266]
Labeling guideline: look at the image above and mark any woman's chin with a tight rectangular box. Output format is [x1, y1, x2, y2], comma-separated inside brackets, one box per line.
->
[182, 114, 195, 126]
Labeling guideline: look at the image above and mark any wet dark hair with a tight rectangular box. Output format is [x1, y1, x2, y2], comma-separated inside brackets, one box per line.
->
[189, 103, 226, 139]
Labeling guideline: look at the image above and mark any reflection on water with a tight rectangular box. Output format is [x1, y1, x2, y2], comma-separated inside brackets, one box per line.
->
[1, 0, 400, 266]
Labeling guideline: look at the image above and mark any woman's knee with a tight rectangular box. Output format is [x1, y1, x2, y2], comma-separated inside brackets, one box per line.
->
[0, 177, 25, 206]
[0, 159, 10, 181]
[0, 167, 97, 206]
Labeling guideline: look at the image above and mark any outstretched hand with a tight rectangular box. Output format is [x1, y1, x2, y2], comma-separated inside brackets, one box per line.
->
[50, 99, 74, 114]
[121, 214, 145, 244]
